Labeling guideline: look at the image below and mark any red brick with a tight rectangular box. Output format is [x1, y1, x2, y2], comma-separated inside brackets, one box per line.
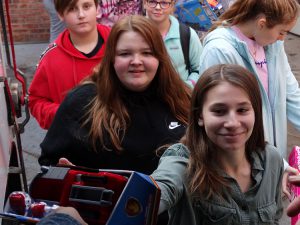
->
[3, 0, 50, 43]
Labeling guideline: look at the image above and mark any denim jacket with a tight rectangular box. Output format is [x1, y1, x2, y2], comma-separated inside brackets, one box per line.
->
[151, 143, 284, 225]
[37, 213, 82, 225]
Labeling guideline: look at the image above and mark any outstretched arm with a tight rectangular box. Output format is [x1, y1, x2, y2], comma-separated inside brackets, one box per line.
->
[151, 143, 189, 213]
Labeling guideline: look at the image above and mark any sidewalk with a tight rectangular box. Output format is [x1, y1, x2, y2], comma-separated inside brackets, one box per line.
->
[14, 43, 48, 85]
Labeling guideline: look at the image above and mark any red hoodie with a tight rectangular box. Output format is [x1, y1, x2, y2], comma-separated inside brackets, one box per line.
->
[29, 24, 110, 129]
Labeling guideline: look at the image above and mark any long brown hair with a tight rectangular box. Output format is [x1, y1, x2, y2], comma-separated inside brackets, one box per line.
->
[210, 0, 299, 31]
[86, 15, 191, 151]
[184, 64, 265, 199]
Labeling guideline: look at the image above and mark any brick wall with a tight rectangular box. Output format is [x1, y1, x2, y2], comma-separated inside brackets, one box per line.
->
[4, 0, 50, 43]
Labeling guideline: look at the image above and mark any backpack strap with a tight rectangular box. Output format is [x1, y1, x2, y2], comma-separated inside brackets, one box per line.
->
[179, 22, 191, 74]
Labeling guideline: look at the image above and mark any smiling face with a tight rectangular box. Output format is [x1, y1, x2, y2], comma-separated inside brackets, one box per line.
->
[198, 81, 255, 154]
[114, 31, 159, 92]
[59, 0, 97, 36]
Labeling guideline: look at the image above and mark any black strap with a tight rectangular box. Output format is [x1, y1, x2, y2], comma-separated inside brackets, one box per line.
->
[179, 22, 191, 73]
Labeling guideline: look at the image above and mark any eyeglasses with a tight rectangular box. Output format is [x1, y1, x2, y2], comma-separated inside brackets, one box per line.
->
[147, 0, 173, 9]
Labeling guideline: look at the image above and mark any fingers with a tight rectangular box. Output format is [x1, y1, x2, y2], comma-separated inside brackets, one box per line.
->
[58, 158, 75, 166]
[282, 171, 292, 200]
[286, 166, 300, 175]
[287, 196, 300, 217]
[289, 175, 300, 187]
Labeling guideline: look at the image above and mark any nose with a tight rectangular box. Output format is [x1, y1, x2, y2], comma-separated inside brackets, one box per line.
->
[77, 8, 85, 18]
[155, 2, 162, 9]
[224, 112, 240, 128]
[130, 54, 142, 65]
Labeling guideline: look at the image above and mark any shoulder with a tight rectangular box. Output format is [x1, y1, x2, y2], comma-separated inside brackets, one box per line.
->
[264, 144, 282, 161]
[169, 15, 180, 26]
[38, 43, 58, 64]
[67, 83, 96, 101]
[62, 83, 97, 111]
[256, 144, 283, 169]
[161, 143, 190, 159]
[97, 24, 111, 39]
[203, 27, 236, 48]
[189, 27, 202, 46]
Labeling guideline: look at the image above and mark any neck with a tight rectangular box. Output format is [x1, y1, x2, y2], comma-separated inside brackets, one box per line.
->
[235, 22, 256, 40]
[218, 150, 248, 172]
[218, 150, 252, 193]
[156, 17, 171, 37]
[70, 27, 98, 53]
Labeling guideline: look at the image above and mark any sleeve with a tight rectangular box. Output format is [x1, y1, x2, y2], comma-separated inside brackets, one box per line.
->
[37, 213, 83, 225]
[29, 63, 59, 129]
[38, 85, 93, 166]
[199, 39, 242, 75]
[151, 144, 189, 214]
[274, 152, 284, 223]
[185, 28, 203, 87]
[283, 45, 300, 131]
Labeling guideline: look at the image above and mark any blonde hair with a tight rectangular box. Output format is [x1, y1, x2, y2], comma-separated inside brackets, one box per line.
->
[211, 0, 299, 30]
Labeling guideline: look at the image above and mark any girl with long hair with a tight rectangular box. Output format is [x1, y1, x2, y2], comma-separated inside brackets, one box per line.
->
[39, 15, 191, 175]
[152, 64, 284, 225]
[199, 0, 300, 197]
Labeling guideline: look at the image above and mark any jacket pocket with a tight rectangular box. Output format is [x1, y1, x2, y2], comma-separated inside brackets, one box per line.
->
[194, 200, 237, 225]
[257, 202, 277, 223]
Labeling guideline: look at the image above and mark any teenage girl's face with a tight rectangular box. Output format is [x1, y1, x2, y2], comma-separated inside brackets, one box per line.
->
[59, 0, 97, 36]
[144, 0, 174, 24]
[114, 31, 159, 92]
[254, 19, 297, 46]
[198, 82, 255, 154]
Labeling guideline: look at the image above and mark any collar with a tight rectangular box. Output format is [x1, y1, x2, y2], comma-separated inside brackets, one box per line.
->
[164, 15, 180, 40]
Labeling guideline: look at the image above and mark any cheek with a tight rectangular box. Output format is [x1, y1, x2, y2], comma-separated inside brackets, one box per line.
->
[249, 115, 256, 131]
[114, 59, 128, 76]
[148, 59, 159, 72]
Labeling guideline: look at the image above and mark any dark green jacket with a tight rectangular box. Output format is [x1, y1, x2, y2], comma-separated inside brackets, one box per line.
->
[152, 143, 283, 225]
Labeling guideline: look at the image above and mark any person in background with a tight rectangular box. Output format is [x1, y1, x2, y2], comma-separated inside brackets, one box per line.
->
[143, 0, 202, 88]
[38, 15, 191, 225]
[199, 0, 300, 196]
[152, 64, 284, 225]
[43, 0, 66, 42]
[29, 0, 110, 129]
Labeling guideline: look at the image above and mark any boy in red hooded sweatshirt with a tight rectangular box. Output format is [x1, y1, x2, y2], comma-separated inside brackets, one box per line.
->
[29, 0, 110, 129]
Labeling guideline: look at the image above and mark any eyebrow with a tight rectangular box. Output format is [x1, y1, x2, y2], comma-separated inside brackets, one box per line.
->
[210, 102, 252, 107]
[116, 47, 152, 51]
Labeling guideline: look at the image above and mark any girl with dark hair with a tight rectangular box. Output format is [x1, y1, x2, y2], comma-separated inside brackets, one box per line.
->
[152, 64, 284, 225]
[199, 0, 300, 196]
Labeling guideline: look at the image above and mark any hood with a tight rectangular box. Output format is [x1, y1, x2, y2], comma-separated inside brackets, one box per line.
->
[54, 24, 109, 60]
[203, 27, 283, 59]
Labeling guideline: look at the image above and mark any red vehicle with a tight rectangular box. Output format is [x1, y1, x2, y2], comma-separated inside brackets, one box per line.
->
[0, 0, 30, 223]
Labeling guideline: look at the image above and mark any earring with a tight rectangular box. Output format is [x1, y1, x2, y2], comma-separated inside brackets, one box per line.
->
[198, 119, 203, 126]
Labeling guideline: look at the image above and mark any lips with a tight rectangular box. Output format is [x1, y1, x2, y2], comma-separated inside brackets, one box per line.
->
[129, 70, 144, 73]
[78, 22, 88, 26]
[220, 132, 243, 137]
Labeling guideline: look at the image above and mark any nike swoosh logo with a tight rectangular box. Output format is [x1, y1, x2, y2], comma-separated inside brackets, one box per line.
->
[169, 122, 181, 129]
